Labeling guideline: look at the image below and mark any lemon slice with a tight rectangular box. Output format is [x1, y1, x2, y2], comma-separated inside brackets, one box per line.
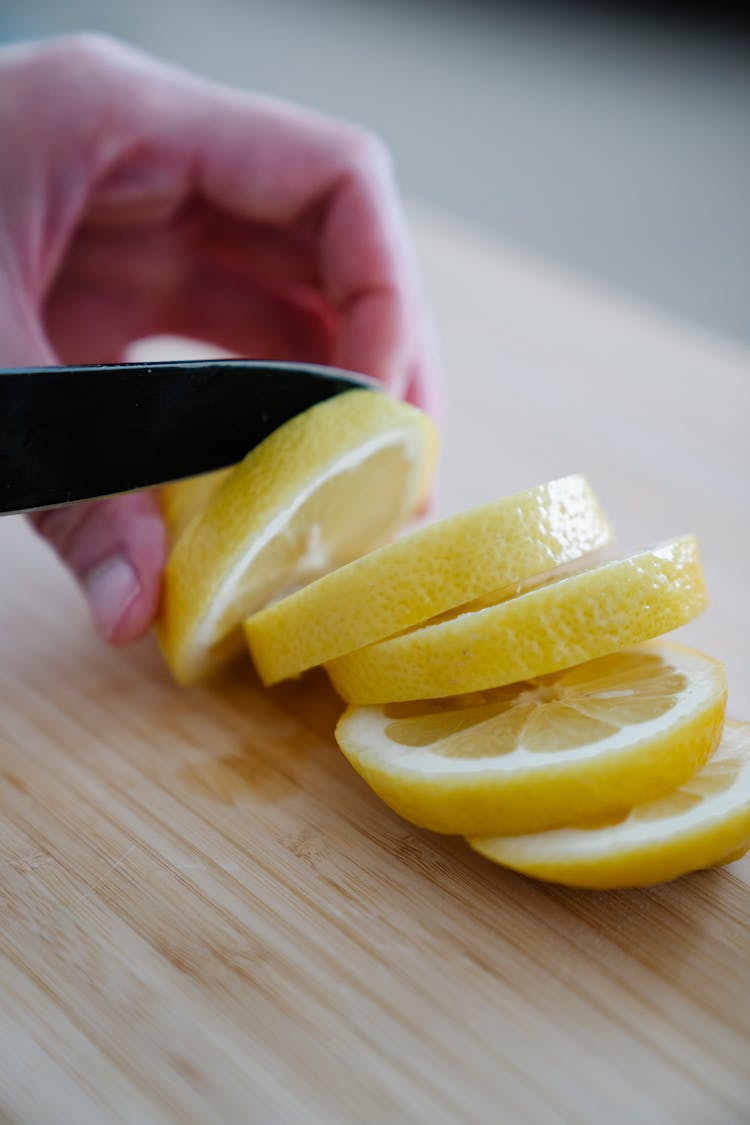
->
[157, 390, 436, 684]
[334, 643, 726, 836]
[327, 537, 707, 704]
[469, 721, 750, 888]
[245, 475, 612, 685]
[160, 468, 232, 546]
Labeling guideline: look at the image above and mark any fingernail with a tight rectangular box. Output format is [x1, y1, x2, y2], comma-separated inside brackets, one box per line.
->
[82, 555, 140, 640]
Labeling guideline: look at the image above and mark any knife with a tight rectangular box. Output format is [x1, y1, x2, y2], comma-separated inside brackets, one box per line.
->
[0, 359, 376, 515]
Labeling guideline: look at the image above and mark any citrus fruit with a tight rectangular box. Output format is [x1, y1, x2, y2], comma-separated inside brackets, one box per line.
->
[334, 643, 726, 836]
[468, 721, 750, 888]
[327, 537, 707, 704]
[160, 468, 231, 546]
[245, 475, 611, 685]
[157, 390, 436, 684]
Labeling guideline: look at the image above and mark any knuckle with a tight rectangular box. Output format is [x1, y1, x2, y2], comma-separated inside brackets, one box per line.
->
[1, 32, 153, 128]
[10, 32, 133, 92]
[44, 31, 125, 68]
[341, 126, 394, 177]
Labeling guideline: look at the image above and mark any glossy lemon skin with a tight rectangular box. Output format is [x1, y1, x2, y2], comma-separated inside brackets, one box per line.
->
[327, 537, 707, 704]
[246, 475, 612, 685]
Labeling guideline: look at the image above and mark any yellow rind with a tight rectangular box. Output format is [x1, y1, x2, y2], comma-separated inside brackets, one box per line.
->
[157, 390, 436, 684]
[245, 474, 612, 685]
[327, 537, 707, 704]
[334, 644, 727, 836]
[468, 721, 750, 888]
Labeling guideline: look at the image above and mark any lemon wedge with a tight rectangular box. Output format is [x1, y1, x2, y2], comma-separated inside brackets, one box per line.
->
[245, 475, 611, 685]
[157, 390, 436, 684]
[327, 537, 707, 704]
[334, 643, 727, 836]
[469, 721, 750, 888]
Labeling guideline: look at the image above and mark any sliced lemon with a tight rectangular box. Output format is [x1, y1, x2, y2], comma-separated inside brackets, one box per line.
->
[245, 475, 612, 685]
[327, 537, 707, 704]
[469, 721, 750, 888]
[160, 468, 232, 546]
[157, 390, 436, 684]
[334, 643, 726, 836]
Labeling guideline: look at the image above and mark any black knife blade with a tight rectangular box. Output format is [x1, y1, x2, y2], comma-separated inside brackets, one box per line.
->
[0, 359, 376, 515]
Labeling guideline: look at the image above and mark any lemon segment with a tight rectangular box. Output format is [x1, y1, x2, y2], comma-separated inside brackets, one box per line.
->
[245, 475, 612, 685]
[327, 536, 707, 704]
[468, 721, 750, 888]
[157, 390, 436, 684]
[334, 643, 727, 836]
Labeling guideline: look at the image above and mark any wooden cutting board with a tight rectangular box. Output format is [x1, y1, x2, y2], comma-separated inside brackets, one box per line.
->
[1, 209, 749, 1125]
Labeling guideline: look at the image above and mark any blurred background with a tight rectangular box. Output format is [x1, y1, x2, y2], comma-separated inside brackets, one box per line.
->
[2, 0, 748, 343]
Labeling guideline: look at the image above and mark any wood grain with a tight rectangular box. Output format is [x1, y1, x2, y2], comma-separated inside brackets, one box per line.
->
[1, 208, 749, 1124]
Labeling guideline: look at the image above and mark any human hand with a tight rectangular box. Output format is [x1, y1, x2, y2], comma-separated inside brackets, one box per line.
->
[0, 33, 440, 645]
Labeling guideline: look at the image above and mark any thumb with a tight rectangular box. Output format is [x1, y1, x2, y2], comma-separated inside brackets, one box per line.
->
[0, 213, 167, 647]
[31, 492, 167, 645]
[1, 274, 167, 647]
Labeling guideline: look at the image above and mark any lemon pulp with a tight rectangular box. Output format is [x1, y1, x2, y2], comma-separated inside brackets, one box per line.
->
[468, 721, 750, 888]
[335, 643, 727, 836]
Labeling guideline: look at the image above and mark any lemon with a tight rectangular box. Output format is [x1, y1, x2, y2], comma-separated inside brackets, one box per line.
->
[469, 721, 750, 888]
[245, 475, 612, 685]
[157, 390, 436, 684]
[334, 643, 726, 836]
[327, 537, 707, 704]
[160, 468, 231, 546]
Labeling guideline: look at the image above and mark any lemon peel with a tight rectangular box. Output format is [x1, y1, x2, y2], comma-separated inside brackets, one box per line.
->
[158, 390, 436, 684]
[334, 643, 726, 836]
[245, 475, 611, 685]
[469, 720, 750, 888]
[327, 537, 707, 704]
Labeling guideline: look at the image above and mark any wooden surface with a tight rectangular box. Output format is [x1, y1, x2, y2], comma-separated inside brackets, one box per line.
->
[1, 208, 749, 1125]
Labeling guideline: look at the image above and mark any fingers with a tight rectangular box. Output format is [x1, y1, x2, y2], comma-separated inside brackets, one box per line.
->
[44, 202, 332, 364]
[45, 254, 335, 366]
[31, 492, 167, 645]
[2, 34, 443, 659]
[3, 34, 441, 414]
[192, 96, 434, 398]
